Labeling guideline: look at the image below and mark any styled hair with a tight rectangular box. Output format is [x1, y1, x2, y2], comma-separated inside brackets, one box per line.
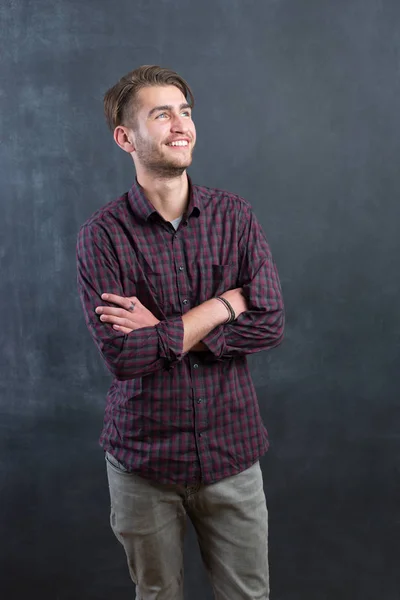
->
[103, 65, 194, 131]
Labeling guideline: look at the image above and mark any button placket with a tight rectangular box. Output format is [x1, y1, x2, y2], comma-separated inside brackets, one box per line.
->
[172, 233, 190, 311]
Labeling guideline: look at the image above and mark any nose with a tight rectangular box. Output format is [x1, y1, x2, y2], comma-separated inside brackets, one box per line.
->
[170, 112, 188, 133]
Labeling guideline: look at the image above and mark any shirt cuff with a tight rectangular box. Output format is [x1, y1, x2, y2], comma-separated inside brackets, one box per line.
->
[155, 316, 184, 364]
[201, 325, 226, 359]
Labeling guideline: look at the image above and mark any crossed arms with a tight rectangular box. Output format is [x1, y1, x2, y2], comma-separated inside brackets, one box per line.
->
[76, 209, 284, 381]
[94, 288, 248, 353]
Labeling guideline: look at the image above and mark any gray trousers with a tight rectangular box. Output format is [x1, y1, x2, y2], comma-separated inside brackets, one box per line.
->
[106, 453, 269, 600]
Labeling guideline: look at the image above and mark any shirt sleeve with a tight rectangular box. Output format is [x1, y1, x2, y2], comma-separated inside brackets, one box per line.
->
[201, 201, 284, 359]
[76, 221, 184, 380]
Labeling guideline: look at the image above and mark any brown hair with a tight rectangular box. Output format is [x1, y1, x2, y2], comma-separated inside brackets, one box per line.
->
[103, 65, 194, 131]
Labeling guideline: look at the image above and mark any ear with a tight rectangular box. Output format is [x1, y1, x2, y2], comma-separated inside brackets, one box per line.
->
[114, 126, 135, 153]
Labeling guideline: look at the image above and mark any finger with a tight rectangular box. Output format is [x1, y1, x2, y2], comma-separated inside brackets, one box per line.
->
[96, 306, 133, 317]
[101, 293, 137, 309]
[113, 324, 133, 334]
[101, 292, 125, 304]
[99, 314, 135, 328]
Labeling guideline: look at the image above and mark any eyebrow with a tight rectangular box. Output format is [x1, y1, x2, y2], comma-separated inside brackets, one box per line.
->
[147, 103, 192, 118]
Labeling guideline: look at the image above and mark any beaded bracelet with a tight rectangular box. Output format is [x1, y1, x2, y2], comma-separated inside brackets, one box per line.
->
[215, 296, 236, 323]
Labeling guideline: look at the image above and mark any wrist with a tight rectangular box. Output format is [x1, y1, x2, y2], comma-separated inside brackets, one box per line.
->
[208, 297, 232, 326]
[215, 296, 236, 323]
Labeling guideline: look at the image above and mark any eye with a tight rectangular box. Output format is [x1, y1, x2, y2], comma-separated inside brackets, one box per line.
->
[181, 110, 191, 117]
[156, 112, 168, 119]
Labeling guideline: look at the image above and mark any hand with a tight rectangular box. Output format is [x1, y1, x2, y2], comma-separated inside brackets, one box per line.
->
[95, 293, 160, 334]
[220, 288, 248, 320]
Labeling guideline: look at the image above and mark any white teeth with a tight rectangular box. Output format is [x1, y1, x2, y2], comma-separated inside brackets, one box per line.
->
[169, 140, 188, 146]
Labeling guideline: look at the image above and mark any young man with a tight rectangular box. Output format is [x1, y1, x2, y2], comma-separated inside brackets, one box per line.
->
[76, 65, 284, 600]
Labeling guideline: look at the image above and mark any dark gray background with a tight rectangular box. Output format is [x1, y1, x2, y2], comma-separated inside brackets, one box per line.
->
[1, 0, 399, 598]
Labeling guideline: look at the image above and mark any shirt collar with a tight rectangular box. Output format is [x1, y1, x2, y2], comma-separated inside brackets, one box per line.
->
[128, 174, 201, 222]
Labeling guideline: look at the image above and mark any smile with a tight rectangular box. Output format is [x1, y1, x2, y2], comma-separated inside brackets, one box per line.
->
[167, 140, 189, 147]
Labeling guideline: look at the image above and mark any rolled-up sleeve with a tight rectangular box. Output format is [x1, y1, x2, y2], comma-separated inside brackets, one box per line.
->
[202, 203, 284, 359]
[76, 222, 184, 380]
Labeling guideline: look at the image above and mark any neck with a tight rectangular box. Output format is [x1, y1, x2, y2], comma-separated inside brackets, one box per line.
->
[136, 169, 189, 222]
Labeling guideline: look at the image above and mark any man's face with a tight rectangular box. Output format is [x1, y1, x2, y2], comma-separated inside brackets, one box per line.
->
[130, 85, 196, 177]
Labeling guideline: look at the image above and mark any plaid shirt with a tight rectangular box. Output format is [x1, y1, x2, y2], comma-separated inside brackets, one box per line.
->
[76, 177, 284, 485]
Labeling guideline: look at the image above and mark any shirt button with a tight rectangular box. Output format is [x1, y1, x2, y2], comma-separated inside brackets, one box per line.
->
[193, 363, 199, 369]
[179, 266, 184, 271]
[197, 398, 202, 404]
[182, 299, 188, 305]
